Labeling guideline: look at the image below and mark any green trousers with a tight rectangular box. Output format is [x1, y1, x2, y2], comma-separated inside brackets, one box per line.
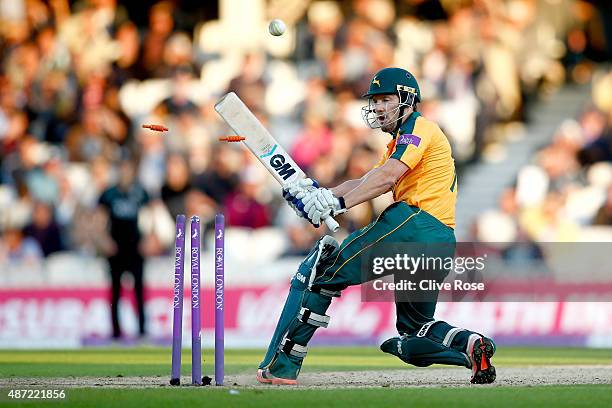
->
[313, 201, 456, 334]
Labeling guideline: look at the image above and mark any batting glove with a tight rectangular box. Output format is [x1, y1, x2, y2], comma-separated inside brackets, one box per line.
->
[282, 178, 318, 202]
[302, 188, 347, 226]
[282, 178, 322, 226]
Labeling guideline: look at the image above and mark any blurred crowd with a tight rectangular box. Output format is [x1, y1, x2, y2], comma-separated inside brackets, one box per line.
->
[0, 0, 610, 265]
[474, 68, 612, 256]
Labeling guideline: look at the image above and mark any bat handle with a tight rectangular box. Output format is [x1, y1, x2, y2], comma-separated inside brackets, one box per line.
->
[323, 216, 340, 232]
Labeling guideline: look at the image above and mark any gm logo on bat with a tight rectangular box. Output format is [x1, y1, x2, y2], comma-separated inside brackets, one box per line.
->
[259, 144, 297, 180]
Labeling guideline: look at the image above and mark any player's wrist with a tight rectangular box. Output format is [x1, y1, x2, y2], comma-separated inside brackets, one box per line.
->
[338, 196, 346, 210]
[330, 194, 347, 216]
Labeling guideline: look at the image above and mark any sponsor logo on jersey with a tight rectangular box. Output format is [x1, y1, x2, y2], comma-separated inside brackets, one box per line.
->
[397, 133, 421, 147]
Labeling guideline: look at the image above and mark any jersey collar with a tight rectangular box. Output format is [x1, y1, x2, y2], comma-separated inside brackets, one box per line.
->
[394, 111, 421, 139]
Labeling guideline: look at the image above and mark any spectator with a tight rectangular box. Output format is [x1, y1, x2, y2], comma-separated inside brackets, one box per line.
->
[291, 111, 333, 171]
[224, 167, 270, 229]
[193, 144, 240, 205]
[0, 226, 43, 264]
[593, 185, 612, 226]
[161, 152, 191, 219]
[23, 201, 64, 256]
[139, 1, 175, 79]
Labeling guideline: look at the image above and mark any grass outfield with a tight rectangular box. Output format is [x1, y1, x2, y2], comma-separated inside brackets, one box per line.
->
[1, 346, 612, 378]
[1, 347, 611, 407]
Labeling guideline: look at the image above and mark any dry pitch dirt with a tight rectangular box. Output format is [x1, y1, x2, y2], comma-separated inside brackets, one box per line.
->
[2, 366, 612, 389]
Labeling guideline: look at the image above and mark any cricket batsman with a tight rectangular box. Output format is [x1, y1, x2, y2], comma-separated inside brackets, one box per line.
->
[257, 68, 496, 385]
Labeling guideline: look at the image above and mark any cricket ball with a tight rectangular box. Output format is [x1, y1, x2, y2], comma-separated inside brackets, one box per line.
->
[268, 19, 286, 36]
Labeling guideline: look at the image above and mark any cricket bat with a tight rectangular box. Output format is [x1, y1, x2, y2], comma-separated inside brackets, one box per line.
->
[214, 92, 340, 232]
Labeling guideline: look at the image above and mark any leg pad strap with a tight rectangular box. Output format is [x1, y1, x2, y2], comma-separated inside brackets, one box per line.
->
[310, 287, 341, 298]
[443, 327, 465, 347]
[299, 307, 330, 328]
[415, 320, 468, 351]
[279, 337, 308, 359]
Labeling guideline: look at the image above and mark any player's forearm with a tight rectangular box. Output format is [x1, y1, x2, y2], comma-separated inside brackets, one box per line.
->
[342, 168, 394, 209]
[331, 179, 362, 198]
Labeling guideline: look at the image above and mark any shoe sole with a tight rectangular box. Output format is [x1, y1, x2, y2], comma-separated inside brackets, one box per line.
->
[256, 369, 271, 384]
[256, 369, 298, 385]
[470, 337, 496, 384]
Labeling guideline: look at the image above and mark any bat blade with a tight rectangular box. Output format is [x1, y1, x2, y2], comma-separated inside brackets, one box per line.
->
[215, 92, 304, 184]
[214, 92, 339, 232]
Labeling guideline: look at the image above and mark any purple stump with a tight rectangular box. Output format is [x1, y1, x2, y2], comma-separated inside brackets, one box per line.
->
[170, 215, 186, 386]
[214, 214, 225, 386]
[190, 216, 202, 385]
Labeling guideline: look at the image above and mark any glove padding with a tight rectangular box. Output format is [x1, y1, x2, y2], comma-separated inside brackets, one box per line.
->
[302, 188, 347, 226]
[282, 178, 321, 225]
[282, 178, 318, 200]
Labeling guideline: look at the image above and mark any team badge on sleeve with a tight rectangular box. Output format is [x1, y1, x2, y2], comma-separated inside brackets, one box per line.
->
[397, 134, 421, 147]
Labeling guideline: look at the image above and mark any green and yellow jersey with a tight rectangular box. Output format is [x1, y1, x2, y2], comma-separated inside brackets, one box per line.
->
[375, 112, 457, 228]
